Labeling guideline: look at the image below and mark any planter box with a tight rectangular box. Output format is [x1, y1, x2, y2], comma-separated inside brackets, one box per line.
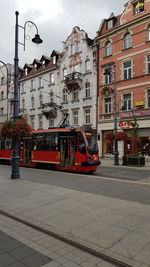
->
[127, 156, 145, 167]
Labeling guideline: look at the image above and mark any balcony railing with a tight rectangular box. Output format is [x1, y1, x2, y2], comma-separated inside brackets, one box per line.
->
[64, 72, 82, 90]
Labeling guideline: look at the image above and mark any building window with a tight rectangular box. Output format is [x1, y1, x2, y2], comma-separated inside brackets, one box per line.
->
[1, 77, 5, 85]
[22, 98, 25, 110]
[31, 117, 35, 129]
[39, 94, 43, 107]
[31, 95, 35, 109]
[72, 88, 79, 101]
[107, 19, 113, 30]
[0, 108, 4, 115]
[63, 67, 67, 80]
[22, 83, 25, 93]
[39, 77, 44, 88]
[85, 60, 90, 72]
[85, 109, 90, 124]
[85, 82, 90, 98]
[49, 118, 54, 128]
[147, 55, 150, 74]
[71, 44, 75, 55]
[50, 73, 54, 84]
[73, 110, 78, 125]
[104, 66, 112, 84]
[50, 90, 54, 103]
[25, 68, 28, 76]
[105, 41, 112, 57]
[52, 56, 56, 65]
[123, 93, 131, 111]
[75, 41, 80, 53]
[1, 91, 4, 100]
[39, 115, 43, 129]
[10, 102, 13, 114]
[148, 26, 150, 41]
[123, 61, 132, 80]
[31, 80, 35, 90]
[34, 64, 37, 71]
[133, 0, 144, 15]
[124, 33, 132, 49]
[104, 97, 111, 114]
[147, 90, 150, 108]
[63, 89, 68, 103]
[42, 60, 45, 69]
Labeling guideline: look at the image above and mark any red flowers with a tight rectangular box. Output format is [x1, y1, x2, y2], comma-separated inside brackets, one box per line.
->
[1, 120, 32, 138]
[106, 132, 127, 141]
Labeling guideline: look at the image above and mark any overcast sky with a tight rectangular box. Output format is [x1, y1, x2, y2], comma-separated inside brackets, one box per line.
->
[0, 0, 127, 68]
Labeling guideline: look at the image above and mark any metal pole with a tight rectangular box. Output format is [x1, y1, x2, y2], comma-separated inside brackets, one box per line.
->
[113, 66, 119, 166]
[11, 11, 20, 179]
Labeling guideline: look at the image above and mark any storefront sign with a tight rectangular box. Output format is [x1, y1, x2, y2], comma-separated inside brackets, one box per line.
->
[120, 109, 150, 118]
[118, 121, 132, 128]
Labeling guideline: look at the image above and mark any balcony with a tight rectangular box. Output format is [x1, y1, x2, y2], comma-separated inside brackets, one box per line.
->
[64, 72, 82, 90]
[41, 103, 57, 119]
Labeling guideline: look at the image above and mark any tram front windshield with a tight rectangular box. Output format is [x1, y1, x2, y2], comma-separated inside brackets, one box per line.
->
[84, 131, 98, 155]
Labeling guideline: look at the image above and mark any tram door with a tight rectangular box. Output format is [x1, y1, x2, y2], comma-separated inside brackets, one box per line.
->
[60, 136, 75, 168]
[22, 138, 32, 164]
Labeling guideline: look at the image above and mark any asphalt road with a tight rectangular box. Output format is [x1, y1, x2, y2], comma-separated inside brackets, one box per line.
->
[1, 165, 150, 205]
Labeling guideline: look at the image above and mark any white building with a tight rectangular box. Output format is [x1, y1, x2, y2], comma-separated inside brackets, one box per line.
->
[0, 63, 14, 124]
[19, 26, 98, 130]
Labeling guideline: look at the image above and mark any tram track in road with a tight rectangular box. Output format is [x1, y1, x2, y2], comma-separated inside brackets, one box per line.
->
[0, 208, 133, 267]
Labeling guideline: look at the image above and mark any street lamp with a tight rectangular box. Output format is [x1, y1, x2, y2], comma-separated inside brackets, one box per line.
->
[11, 11, 43, 179]
[103, 65, 119, 166]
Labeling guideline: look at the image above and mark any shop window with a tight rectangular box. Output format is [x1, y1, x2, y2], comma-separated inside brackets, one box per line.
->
[124, 33, 132, 50]
[105, 41, 112, 57]
[123, 61, 132, 80]
[123, 93, 131, 111]
[133, 1, 144, 15]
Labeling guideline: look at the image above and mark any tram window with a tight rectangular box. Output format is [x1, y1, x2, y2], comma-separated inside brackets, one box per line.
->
[33, 133, 58, 151]
[5, 139, 12, 149]
[78, 133, 86, 155]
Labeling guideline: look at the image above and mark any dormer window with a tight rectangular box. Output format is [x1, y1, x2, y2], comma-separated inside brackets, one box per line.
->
[25, 68, 28, 76]
[42, 60, 45, 69]
[52, 56, 56, 65]
[133, 1, 144, 15]
[34, 64, 37, 71]
[107, 19, 113, 30]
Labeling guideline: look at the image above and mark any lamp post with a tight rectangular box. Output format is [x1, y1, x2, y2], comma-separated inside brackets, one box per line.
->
[11, 11, 43, 179]
[103, 65, 119, 166]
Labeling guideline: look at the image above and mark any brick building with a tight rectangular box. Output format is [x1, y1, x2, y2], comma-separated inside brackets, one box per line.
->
[96, 0, 150, 158]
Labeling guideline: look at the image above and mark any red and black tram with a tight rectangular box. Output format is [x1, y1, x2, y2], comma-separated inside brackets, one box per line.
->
[0, 125, 100, 173]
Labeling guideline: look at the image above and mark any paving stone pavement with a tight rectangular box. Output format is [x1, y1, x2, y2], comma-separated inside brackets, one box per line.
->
[0, 165, 150, 266]
[0, 214, 115, 267]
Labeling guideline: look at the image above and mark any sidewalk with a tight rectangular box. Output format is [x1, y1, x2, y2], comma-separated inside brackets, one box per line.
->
[0, 168, 150, 266]
[100, 156, 150, 170]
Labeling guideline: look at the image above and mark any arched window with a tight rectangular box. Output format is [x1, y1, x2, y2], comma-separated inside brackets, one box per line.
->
[105, 41, 112, 57]
[124, 33, 132, 49]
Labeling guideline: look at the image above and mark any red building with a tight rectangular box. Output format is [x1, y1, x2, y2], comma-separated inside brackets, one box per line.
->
[96, 0, 150, 158]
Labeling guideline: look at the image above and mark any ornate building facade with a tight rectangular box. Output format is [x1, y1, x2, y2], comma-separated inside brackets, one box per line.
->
[96, 0, 150, 158]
